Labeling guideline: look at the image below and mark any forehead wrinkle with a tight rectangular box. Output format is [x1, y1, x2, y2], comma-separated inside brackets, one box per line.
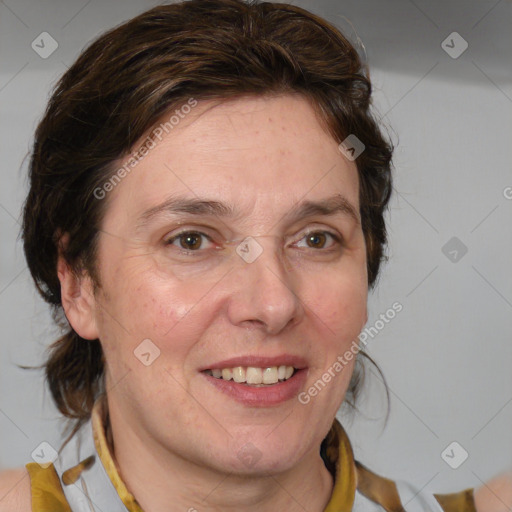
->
[136, 195, 239, 231]
[285, 193, 360, 225]
[136, 191, 359, 234]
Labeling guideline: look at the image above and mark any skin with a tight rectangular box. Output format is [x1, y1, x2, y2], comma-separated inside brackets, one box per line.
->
[60, 93, 368, 512]
[0, 93, 510, 512]
[473, 472, 512, 512]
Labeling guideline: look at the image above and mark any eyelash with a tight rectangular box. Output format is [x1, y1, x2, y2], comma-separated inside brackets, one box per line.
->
[163, 229, 342, 255]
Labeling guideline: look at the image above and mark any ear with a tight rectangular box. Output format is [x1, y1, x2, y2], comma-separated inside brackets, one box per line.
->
[57, 235, 100, 341]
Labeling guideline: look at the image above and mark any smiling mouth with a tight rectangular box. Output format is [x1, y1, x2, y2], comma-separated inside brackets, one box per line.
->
[202, 365, 297, 386]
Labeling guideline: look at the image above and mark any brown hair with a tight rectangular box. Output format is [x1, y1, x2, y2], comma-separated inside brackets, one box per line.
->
[22, 0, 392, 431]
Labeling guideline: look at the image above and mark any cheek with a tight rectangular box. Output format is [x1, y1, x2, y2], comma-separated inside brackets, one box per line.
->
[308, 269, 367, 339]
[101, 263, 205, 335]
[95, 262, 221, 379]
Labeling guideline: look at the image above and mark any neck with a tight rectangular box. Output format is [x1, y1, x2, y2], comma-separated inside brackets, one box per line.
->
[104, 403, 334, 512]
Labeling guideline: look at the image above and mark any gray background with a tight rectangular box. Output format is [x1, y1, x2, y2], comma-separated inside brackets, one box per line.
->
[1, 0, 511, 498]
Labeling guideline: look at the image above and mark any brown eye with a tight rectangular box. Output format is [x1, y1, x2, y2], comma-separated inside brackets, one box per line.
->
[295, 230, 340, 250]
[179, 232, 203, 250]
[306, 232, 327, 248]
[166, 231, 212, 251]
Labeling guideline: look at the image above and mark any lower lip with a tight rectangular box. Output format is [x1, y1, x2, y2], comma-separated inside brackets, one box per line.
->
[202, 369, 308, 407]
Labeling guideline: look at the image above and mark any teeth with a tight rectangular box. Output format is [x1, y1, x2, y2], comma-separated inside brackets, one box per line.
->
[204, 365, 296, 385]
[246, 367, 263, 385]
[262, 367, 278, 384]
[232, 366, 246, 383]
[221, 368, 232, 381]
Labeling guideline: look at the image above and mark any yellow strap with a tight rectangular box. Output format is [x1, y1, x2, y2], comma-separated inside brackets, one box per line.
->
[355, 460, 404, 512]
[26, 462, 72, 512]
[434, 488, 477, 512]
[91, 398, 144, 512]
[323, 420, 357, 512]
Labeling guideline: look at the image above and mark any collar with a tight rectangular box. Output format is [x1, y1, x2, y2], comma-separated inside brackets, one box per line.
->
[90, 396, 144, 512]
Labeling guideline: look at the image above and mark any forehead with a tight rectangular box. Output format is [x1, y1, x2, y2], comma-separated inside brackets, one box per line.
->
[104, 94, 359, 226]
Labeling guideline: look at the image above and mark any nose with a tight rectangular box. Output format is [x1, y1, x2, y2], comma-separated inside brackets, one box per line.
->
[226, 236, 304, 335]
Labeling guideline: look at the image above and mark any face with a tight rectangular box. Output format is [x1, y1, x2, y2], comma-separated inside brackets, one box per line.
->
[70, 94, 368, 475]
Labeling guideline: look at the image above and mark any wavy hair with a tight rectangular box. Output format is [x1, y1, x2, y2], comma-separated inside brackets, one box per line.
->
[22, 0, 393, 433]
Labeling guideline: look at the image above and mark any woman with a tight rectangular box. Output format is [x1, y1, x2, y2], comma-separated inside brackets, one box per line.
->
[0, 1, 510, 510]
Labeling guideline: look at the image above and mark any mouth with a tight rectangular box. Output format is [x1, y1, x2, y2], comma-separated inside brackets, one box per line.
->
[199, 356, 308, 406]
[202, 365, 297, 386]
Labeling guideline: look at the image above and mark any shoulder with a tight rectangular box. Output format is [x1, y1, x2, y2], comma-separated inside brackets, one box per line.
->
[0, 467, 32, 512]
[473, 471, 512, 512]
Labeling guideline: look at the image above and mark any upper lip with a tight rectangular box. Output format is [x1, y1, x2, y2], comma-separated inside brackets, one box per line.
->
[200, 354, 308, 371]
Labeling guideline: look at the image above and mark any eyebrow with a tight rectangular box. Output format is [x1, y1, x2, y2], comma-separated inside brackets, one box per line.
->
[137, 193, 360, 229]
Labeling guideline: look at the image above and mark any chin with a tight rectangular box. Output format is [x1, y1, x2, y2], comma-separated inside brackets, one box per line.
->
[218, 435, 306, 476]
[216, 450, 301, 477]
